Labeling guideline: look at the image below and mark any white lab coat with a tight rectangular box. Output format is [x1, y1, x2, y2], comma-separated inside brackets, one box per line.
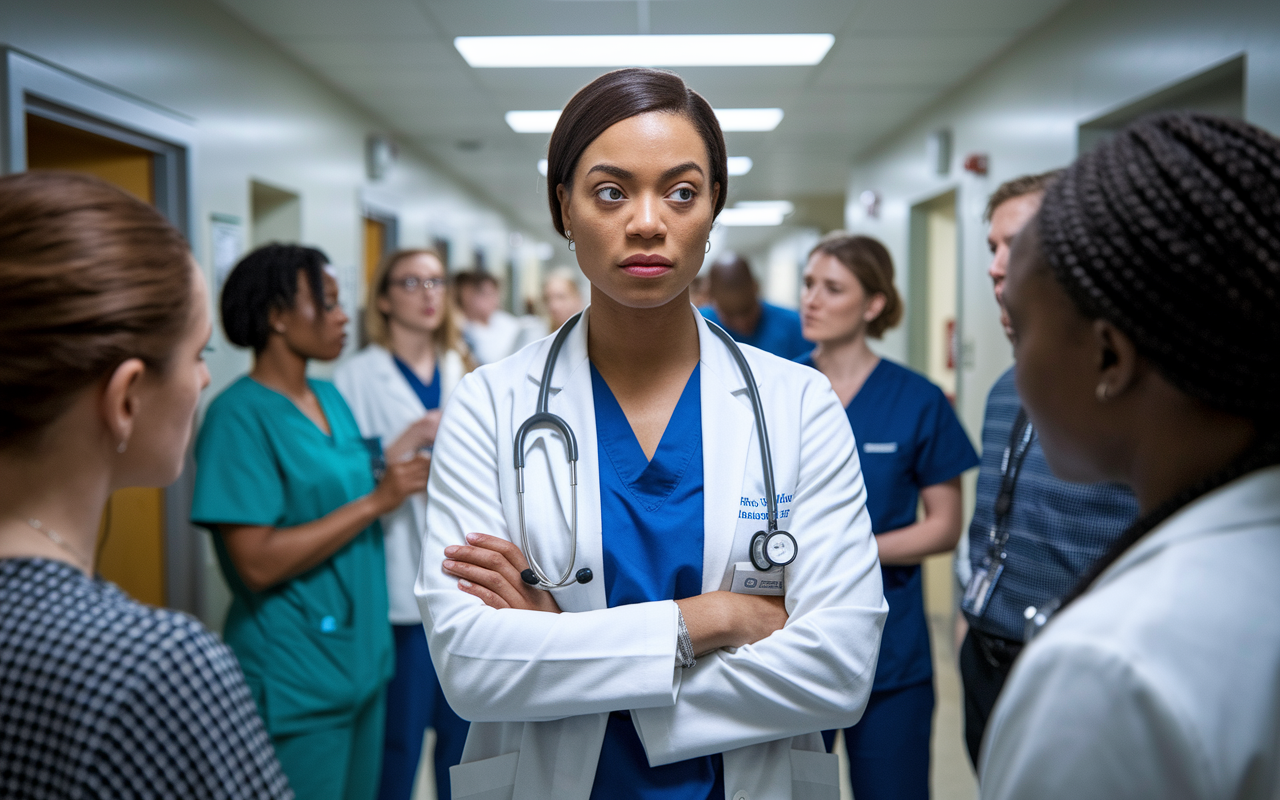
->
[334, 344, 465, 625]
[980, 465, 1280, 799]
[417, 306, 887, 800]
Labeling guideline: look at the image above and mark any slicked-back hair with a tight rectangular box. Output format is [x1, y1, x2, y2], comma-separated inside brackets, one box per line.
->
[220, 243, 329, 353]
[808, 233, 903, 338]
[984, 169, 1064, 222]
[1039, 112, 1280, 610]
[0, 171, 192, 447]
[546, 68, 728, 237]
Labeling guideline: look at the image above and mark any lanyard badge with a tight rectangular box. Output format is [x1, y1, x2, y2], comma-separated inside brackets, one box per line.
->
[961, 409, 1034, 619]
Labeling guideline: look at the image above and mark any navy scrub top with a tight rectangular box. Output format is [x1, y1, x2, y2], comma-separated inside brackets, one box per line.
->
[392, 356, 441, 412]
[588, 364, 724, 800]
[699, 302, 812, 361]
[797, 356, 979, 690]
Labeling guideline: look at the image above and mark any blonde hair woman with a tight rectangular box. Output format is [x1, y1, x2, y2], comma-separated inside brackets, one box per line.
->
[334, 248, 474, 800]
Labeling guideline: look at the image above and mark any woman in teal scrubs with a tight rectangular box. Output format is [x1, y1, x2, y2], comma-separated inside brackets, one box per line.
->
[192, 244, 432, 800]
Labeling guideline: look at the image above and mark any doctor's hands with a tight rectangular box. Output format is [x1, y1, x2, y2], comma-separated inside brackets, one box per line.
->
[676, 593, 788, 656]
[370, 453, 431, 514]
[443, 532, 563, 614]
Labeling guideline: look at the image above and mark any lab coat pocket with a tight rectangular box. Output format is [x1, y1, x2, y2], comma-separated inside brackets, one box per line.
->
[449, 751, 519, 800]
[790, 748, 839, 800]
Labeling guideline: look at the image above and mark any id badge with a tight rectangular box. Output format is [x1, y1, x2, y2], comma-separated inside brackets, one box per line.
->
[730, 562, 785, 596]
[961, 562, 1004, 617]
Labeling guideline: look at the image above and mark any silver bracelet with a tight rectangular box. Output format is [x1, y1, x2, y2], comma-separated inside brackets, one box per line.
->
[676, 608, 696, 669]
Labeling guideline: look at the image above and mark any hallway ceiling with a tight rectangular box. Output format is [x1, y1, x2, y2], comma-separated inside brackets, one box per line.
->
[213, 0, 1072, 237]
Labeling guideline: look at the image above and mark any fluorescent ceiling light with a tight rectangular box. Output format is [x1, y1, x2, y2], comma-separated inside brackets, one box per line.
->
[507, 108, 783, 134]
[507, 111, 563, 134]
[457, 34, 835, 68]
[726, 156, 753, 176]
[537, 159, 549, 177]
[717, 200, 794, 227]
[716, 109, 784, 132]
[735, 200, 794, 214]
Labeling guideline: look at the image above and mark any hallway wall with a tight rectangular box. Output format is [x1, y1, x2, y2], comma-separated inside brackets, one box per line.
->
[843, 0, 1280, 442]
[0, 0, 527, 397]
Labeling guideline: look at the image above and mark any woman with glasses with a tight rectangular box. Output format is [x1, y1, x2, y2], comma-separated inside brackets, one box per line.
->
[192, 244, 433, 800]
[335, 248, 476, 800]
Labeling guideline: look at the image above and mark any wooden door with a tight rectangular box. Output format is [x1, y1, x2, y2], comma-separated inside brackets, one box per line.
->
[26, 113, 166, 607]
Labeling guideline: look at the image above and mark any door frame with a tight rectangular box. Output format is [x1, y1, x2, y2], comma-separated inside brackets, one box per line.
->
[1, 46, 203, 616]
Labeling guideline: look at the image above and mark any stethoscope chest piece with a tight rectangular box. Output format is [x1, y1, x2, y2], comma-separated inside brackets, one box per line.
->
[750, 529, 798, 571]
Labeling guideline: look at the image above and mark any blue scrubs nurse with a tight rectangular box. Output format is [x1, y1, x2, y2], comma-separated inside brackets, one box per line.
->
[797, 234, 979, 800]
[192, 244, 432, 800]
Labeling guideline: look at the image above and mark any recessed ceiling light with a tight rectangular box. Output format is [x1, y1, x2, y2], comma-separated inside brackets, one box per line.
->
[507, 111, 564, 134]
[506, 108, 783, 134]
[716, 109, 784, 132]
[717, 200, 794, 227]
[727, 157, 753, 176]
[456, 34, 835, 68]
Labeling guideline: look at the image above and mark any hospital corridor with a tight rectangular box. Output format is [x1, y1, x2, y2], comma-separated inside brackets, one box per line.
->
[0, 1, 1278, 799]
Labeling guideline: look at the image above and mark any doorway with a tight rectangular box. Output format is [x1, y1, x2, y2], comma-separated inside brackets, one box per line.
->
[24, 114, 167, 607]
[908, 189, 961, 619]
[6, 47, 197, 613]
[250, 180, 302, 247]
[1078, 54, 1245, 153]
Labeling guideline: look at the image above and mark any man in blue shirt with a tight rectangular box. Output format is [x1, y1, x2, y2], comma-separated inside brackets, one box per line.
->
[959, 172, 1139, 767]
[699, 253, 811, 359]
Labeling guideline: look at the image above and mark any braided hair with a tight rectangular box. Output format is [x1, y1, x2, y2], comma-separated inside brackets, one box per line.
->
[1037, 112, 1280, 608]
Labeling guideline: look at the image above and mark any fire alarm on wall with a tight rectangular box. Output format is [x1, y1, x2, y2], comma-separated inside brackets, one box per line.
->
[963, 153, 989, 176]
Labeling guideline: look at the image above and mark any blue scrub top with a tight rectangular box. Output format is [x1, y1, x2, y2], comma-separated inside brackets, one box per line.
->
[700, 302, 811, 360]
[588, 364, 724, 800]
[392, 356, 441, 412]
[797, 356, 979, 690]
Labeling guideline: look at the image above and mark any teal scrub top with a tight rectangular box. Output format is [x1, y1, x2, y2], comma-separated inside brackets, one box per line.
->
[191, 376, 393, 737]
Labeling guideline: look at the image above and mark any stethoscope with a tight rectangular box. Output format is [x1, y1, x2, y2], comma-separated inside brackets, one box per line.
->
[514, 310, 799, 588]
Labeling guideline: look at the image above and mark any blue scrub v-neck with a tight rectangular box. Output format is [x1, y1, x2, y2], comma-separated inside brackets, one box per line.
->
[392, 356, 441, 411]
[587, 363, 723, 800]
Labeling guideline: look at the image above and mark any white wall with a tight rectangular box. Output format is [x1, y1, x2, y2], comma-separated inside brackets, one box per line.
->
[842, 0, 1280, 442]
[0, 0, 533, 396]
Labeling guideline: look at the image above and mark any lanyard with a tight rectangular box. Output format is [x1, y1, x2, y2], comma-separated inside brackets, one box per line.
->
[985, 408, 1034, 560]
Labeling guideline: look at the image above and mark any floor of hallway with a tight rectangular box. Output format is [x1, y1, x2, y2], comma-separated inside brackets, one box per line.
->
[410, 609, 979, 800]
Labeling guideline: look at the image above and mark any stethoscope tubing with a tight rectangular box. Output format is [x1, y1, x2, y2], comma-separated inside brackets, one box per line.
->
[513, 309, 785, 588]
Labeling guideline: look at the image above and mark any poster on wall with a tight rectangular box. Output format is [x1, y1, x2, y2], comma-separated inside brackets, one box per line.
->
[210, 213, 244, 289]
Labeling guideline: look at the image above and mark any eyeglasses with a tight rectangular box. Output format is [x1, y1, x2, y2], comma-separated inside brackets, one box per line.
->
[390, 276, 447, 294]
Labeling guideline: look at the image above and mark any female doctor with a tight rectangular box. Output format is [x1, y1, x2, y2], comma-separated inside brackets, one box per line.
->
[417, 68, 888, 800]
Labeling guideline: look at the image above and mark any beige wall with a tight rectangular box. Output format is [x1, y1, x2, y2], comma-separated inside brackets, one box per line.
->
[843, 0, 1280, 447]
[1, 0, 533, 398]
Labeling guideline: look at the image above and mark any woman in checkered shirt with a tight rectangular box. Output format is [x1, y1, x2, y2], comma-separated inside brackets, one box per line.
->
[0, 171, 292, 799]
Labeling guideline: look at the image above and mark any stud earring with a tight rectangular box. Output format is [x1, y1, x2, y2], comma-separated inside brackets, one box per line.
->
[1096, 383, 1109, 402]
[117, 440, 128, 454]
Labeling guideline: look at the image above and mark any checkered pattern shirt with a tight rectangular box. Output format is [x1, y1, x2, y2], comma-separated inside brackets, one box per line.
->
[965, 367, 1140, 641]
[0, 558, 292, 799]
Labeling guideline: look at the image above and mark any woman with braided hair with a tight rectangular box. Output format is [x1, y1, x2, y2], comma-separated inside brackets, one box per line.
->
[979, 112, 1280, 798]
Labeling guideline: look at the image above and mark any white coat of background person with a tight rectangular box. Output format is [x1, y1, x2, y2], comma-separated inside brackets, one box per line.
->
[335, 247, 475, 799]
[978, 114, 1280, 799]
[416, 68, 887, 800]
